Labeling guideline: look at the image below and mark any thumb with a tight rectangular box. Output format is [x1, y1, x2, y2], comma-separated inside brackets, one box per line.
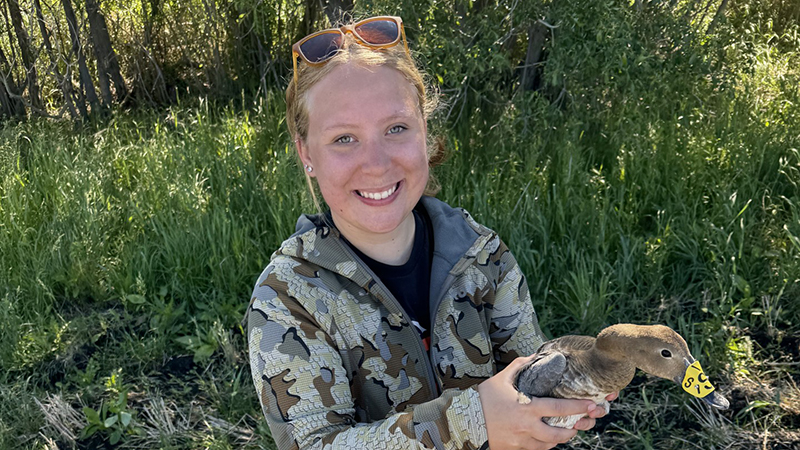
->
[500, 354, 538, 381]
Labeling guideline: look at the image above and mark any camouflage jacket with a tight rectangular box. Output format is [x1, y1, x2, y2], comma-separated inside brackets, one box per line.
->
[246, 197, 545, 449]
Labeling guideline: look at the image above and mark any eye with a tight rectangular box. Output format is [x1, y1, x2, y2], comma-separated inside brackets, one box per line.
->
[388, 125, 406, 134]
[334, 135, 354, 144]
[661, 349, 672, 358]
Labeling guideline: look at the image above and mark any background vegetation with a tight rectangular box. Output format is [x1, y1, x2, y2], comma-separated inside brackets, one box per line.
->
[1, 0, 799, 448]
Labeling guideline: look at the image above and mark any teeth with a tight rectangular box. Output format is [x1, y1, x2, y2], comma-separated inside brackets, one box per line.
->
[358, 183, 397, 200]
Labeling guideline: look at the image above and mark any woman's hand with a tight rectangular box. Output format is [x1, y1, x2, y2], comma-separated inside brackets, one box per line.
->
[477, 355, 612, 450]
[572, 391, 618, 431]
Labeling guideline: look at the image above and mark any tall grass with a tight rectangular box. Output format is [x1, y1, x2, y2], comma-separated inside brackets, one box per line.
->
[0, 96, 305, 449]
[1, 3, 799, 449]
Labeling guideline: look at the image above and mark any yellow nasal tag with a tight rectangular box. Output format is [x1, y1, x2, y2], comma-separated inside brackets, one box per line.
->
[682, 361, 715, 398]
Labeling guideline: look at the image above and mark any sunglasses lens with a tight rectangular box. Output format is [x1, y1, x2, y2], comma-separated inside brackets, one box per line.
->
[299, 32, 343, 63]
[355, 19, 399, 45]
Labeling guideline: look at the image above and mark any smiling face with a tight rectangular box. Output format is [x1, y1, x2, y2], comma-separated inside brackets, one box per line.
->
[297, 63, 429, 246]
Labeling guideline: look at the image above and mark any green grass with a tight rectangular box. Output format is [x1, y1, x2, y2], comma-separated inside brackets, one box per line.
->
[0, 97, 297, 449]
[2, 3, 800, 449]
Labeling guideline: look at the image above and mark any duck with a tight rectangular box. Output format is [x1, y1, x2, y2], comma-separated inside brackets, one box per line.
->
[514, 323, 730, 428]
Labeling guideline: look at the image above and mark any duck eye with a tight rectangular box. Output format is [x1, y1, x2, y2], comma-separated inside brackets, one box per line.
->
[661, 349, 672, 358]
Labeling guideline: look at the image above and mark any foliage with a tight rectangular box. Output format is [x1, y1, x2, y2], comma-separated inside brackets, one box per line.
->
[1, 0, 799, 449]
[81, 371, 140, 445]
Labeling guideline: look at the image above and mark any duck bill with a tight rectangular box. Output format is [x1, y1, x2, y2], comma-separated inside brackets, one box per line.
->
[702, 390, 730, 410]
[676, 357, 730, 410]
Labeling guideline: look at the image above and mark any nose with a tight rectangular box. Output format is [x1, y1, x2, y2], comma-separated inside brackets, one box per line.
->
[358, 137, 392, 175]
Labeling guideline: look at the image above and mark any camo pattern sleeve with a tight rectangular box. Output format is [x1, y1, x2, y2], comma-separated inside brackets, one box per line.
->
[453, 209, 545, 372]
[488, 238, 546, 370]
[248, 257, 490, 450]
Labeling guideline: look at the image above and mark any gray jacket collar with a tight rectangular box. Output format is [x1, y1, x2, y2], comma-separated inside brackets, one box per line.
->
[289, 196, 490, 267]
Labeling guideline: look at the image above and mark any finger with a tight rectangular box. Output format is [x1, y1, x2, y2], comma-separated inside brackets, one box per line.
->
[573, 417, 596, 431]
[531, 420, 579, 444]
[606, 392, 619, 401]
[587, 406, 606, 419]
[529, 397, 597, 417]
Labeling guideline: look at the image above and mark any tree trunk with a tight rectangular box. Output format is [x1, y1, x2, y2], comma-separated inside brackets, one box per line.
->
[296, 0, 318, 44]
[33, 0, 78, 119]
[320, 0, 353, 24]
[0, 8, 24, 118]
[0, 79, 14, 119]
[473, 0, 490, 13]
[705, 0, 729, 35]
[520, 21, 549, 92]
[142, 0, 160, 48]
[200, 0, 226, 90]
[455, 1, 467, 21]
[695, 0, 716, 29]
[2, 0, 19, 64]
[62, 0, 99, 116]
[85, 0, 127, 104]
[0, 46, 25, 118]
[7, 0, 44, 114]
[225, 0, 259, 90]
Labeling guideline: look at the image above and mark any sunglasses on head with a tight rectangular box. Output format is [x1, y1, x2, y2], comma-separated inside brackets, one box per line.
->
[292, 16, 409, 85]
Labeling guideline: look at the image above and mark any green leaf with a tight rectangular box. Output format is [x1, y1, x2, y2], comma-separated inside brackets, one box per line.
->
[736, 400, 773, 420]
[176, 336, 196, 347]
[80, 424, 98, 438]
[83, 407, 101, 425]
[733, 274, 751, 297]
[194, 344, 216, 362]
[104, 415, 118, 428]
[110, 429, 122, 445]
[125, 294, 146, 305]
[120, 412, 132, 427]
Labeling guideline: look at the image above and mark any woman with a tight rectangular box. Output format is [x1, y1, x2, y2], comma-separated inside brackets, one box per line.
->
[246, 16, 611, 450]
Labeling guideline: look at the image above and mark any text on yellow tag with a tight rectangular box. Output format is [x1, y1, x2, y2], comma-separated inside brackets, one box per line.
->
[682, 360, 715, 399]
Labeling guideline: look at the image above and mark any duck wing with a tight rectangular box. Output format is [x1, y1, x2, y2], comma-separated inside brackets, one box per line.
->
[514, 351, 568, 398]
[514, 335, 597, 399]
[541, 335, 595, 353]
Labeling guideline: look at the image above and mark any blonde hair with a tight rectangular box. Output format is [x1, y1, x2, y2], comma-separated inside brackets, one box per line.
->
[286, 31, 446, 209]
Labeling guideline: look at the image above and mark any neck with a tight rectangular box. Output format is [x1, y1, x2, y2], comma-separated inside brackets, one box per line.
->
[590, 325, 640, 389]
[334, 212, 416, 266]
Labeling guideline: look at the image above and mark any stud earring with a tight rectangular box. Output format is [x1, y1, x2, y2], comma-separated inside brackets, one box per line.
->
[304, 165, 313, 173]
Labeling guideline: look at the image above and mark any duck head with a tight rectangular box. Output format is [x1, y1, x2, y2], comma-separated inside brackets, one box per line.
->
[596, 324, 730, 410]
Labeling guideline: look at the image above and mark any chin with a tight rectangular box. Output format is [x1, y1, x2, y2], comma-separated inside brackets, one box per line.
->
[360, 219, 405, 234]
[362, 208, 412, 232]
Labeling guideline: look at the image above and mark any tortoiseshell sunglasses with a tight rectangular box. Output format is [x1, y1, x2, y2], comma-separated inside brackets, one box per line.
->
[291, 16, 409, 84]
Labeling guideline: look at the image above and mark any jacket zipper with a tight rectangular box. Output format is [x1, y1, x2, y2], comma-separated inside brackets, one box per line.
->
[336, 241, 442, 398]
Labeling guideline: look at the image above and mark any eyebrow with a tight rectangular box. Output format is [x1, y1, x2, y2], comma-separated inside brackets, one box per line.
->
[321, 111, 417, 133]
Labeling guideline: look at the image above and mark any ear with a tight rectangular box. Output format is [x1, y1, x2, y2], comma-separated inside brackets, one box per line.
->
[294, 136, 316, 178]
